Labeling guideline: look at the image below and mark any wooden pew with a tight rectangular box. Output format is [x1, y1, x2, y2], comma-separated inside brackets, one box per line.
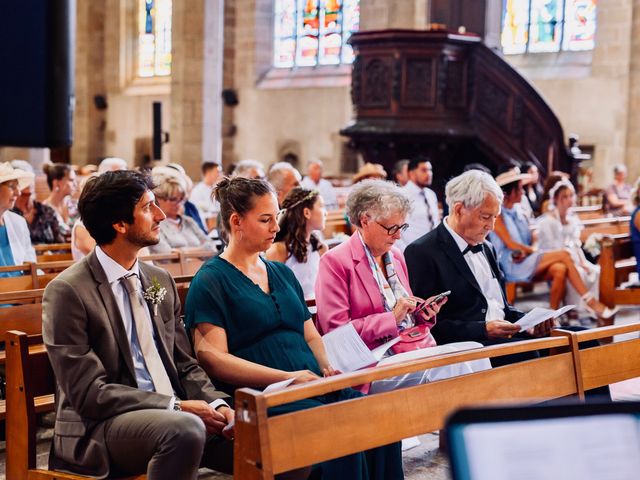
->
[579, 216, 630, 243]
[599, 234, 638, 308]
[322, 209, 350, 239]
[573, 204, 604, 221]
[6, 330, 145, 480]
[34, 243, 73, 262]
[234, 336, 580, 478]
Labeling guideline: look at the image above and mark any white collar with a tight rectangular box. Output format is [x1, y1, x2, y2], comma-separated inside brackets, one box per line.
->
[443, 217, 471, 253]
[404, 180, 422, 194]
[95, 246, 140, 284]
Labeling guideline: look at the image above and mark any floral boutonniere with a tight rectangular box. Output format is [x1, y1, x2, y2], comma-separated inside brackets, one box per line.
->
[143, 277, 167, 315]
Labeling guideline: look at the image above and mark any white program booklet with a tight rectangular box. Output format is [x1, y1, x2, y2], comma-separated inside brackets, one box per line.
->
[515, 304, 575, 332]
[321, 323, 400, 373]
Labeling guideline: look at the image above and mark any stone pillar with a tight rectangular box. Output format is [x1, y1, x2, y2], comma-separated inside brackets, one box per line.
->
[72, 0, 107, 166]
[171, 0, 224, 180]
[625, 1, 640, 180]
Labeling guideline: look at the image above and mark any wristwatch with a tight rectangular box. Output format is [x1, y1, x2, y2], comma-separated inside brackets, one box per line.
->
[173, 399, 182, 411]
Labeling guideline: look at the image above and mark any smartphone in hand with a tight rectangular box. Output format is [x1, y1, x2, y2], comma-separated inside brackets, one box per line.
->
[415, 290, 451, 313]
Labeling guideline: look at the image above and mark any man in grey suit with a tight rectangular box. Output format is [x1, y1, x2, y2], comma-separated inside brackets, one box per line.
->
[43, 171, 233, 479]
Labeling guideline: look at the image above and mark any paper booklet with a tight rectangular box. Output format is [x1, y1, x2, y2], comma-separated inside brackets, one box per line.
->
[514, 304, 576, 332]
[321, 323, 400, 373]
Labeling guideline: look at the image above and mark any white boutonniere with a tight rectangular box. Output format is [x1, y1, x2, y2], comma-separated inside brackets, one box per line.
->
[143, 277, 167, 315]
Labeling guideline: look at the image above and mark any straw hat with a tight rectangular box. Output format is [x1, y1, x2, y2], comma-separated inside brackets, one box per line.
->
[353, 163, 388, 183]
[495, 167, 533, 188]
[0, 162, 35, 190]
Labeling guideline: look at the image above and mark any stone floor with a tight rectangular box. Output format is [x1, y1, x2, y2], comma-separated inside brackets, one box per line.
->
[1, 286, 638, 479]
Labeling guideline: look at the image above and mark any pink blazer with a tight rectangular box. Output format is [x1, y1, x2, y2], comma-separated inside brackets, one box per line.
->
[315, 233, 414, 350]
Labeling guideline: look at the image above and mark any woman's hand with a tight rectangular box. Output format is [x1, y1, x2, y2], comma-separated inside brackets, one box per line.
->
[414, 295, 447, 322]
[392, 296, 420, 324]
[322, 366, 342, 377]
[288, 370, 321, 385]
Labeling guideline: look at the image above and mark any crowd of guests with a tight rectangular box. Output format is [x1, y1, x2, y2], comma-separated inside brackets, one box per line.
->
[1, 152, 635, 479]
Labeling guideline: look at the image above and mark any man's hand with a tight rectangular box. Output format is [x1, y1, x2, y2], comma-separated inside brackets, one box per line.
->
[181, 400, 231, 436]
[486, 320, 521, 339]
[530, 318, 556, 338]
[218, 406, 235, 440]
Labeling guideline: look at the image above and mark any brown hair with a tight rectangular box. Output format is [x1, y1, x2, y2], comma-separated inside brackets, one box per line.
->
[274, 188, 321, 263]
[214, 176, 275, 233]
[43, 163, 72, 190]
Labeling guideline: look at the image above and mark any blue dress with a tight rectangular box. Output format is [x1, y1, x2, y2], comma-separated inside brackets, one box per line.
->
[631, 207, 640, 276]
[0, 225, 20, 278]
[184, 256, 403, 480]
[489, 205, 542, 282]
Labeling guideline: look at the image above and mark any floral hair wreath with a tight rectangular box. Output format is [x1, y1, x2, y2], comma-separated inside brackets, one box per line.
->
[547, 179, 574, 209]
[276, 189, 319, 225]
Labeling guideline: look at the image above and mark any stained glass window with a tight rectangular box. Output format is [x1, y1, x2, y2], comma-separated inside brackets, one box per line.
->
[501, 0, 597, 55]
[138, 0, 172, 77]
[274, 0, 360, 68]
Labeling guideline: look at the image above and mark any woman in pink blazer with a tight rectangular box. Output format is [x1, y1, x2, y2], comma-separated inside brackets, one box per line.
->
[315, 180, 490, 393]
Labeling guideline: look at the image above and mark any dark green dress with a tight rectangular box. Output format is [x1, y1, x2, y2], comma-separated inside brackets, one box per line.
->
[184, 256, 403, 480]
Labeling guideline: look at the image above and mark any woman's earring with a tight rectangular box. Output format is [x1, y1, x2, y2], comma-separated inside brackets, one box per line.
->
[238, 230, 244, 242]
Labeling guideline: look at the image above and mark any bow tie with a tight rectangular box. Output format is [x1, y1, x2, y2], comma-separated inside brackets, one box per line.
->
[463, 243, 483, 255]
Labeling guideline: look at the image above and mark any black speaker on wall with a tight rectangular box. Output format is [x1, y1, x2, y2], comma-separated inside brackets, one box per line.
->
[0, 0, 76, 148]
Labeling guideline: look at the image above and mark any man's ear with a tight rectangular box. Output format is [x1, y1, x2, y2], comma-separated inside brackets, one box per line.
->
[112, 221, 127, 235]
[452, 202, 464, 217]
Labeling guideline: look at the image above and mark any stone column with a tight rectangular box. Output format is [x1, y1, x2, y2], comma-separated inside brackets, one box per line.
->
[625, 1, 640, 180]
[171, 0, 224, 180]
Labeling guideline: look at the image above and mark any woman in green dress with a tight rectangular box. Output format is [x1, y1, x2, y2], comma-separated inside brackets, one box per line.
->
[184, 177, 403, 480]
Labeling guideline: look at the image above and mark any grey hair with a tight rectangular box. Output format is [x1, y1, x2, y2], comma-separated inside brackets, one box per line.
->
[445, 170, 503, 212]
[613, 163, 628, 175]
[346, 179, 411, 227]
[307, 158, 323, 168]
[267, 162, 302, 190]
[233, 159, 265, 178]
[98, 157, 128, 174]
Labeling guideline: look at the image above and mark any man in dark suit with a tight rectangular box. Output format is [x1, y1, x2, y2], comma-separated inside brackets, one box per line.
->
[43, 171, 233, 479]
[405, 170, 554, 366]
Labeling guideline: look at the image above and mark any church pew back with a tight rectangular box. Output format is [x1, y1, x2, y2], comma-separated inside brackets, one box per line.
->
[234, 337, 578, 478]
[599, 234, 638, 307]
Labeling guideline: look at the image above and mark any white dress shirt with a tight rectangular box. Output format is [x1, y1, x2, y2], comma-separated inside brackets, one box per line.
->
[397, 181, 440, 251]
[95, 246, 227, 410]
[442, 218, 506, 321]
[300, 176, 338, 210]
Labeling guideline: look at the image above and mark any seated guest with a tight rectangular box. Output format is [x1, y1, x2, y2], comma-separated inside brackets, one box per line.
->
[390, 159, 409, 187]
[605, 163, 633, 215]
[233, 159, 265, 179]
[537, 180, 600, 317]
[265, 188, 327, 300]
[149, 173, 217, 253]
[0, 163, 36, 276]
[315, 180, 489, 394]
[406, 171, 610, 365]
[522, 161, 543, 215]
[43, 163, 77, 240]
[300, 159, 338, 210]
[353, 163, 387, 184]
[490, 169, 614, 322]
[185, 177, 403, 480]
[156, 163, 208, 234]
[539, 171, 570, 214]
[42, 171, 233, 478]
[631, 178, 640, 279]
[190, 161, 222, 232]
[11, 162, 64, 245]
[397, 157, 440, 251]
[97, 156, 128, 173]
[71, 175, 99, 261]
[267, 161, 301, 206]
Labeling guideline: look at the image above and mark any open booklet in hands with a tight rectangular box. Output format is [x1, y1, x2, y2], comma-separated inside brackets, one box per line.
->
[262, 323, 401, 393]
[514, 304, 576, 332]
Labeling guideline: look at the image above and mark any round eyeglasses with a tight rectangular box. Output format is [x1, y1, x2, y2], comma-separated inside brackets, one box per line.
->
[376, 221, 409, 236]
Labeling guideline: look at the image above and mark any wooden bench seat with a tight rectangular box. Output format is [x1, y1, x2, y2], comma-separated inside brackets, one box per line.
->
[6, 331, 146, 480]
[599, 234, 638, 307]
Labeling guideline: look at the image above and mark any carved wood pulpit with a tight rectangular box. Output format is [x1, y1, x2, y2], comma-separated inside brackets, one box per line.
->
[340, 29, 575, 194]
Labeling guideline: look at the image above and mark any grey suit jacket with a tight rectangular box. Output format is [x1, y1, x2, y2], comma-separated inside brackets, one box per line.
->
[42, 250, 229, 478]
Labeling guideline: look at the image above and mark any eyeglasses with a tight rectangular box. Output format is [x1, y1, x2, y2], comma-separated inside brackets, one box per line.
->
[376, 221, 409, 236]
